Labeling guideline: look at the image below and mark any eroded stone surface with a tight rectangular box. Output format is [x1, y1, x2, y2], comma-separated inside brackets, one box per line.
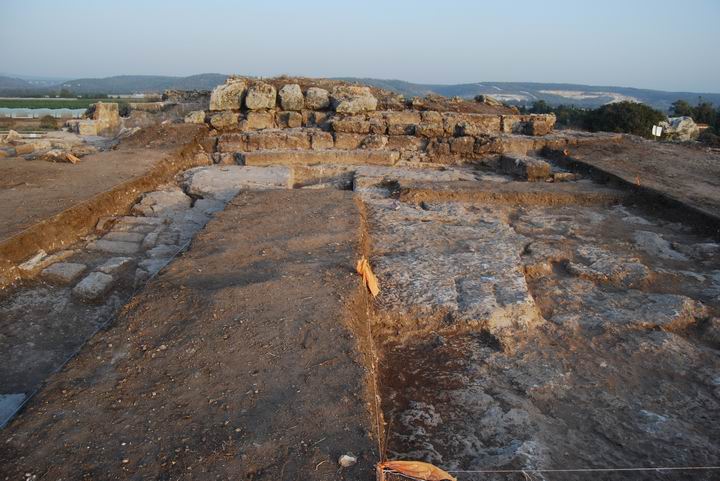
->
[41, 262, 87, 285]
[72, 272, 115, 302]
[132, 188, 192, 218]
[209, 79, 246, 111]
[89, 239, 141, 255]
[97, 257, 136, 276]
[365, 198, 539, 337]
[0, 394, 26, 428]
[182, 165, 293, 201]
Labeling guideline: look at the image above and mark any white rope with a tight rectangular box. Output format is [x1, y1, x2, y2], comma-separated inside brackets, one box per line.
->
[448, 465, 720, 474]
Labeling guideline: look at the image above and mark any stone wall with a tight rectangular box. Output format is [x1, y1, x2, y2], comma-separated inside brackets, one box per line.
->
[194, 77, 557, 164]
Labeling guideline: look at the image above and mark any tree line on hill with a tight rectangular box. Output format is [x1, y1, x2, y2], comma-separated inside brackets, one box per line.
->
[519, 99, 720, 145]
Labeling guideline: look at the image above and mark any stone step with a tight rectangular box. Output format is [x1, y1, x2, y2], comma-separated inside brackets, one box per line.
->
[238, 149, 400, 167]
[499, 153, 552, 181]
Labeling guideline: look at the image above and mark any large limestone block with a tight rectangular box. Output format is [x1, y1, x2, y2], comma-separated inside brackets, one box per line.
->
[383, 111, 421, 125]
[184, 110, 206, 124]
[499, 154, 551, 181]
[240, 149, 399, 167]
[311, 131, 334, 150]
[72, 272, 115, 302]
[243, 111, 276, 130]
[89, 239, 142, 255]
[183, 165, 293, 201]
[450, 136, 475, 154]
[92, 102, 120, 135]
[331, 117, 371, 134]
[278, 84, 304, 111]
[241, 129, 311, 151]
[41, 262, 87, 285]
[210, 111, 239, 130]
[276, 111, 302, 128]
[333, 133, 365, 150]
[331, 86, 378, 114]
[527, 114, 556, 136]
[77, 119, 98, 136]
[659, 116, 700, 142]
[209, 80, 247, 111]
[132, 188, 192, 218]
[245, 83, 277, 110]
[305, 87, 330, 110]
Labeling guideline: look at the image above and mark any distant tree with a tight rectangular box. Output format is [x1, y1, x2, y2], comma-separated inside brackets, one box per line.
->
[58, 88, 73, 98]
[530, 100, 552, 114]
[693, 99, 716, 124]
[118, 102, 131, 117]
[552, 105, 590, 128]
[670, 100, 693, 117]
[584, 101, 665, 138]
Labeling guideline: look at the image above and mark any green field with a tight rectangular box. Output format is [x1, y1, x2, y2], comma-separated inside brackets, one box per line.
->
[0, 98, 144, 109]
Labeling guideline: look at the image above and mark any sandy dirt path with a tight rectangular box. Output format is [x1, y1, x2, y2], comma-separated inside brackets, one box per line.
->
[1, 188, 377, 480]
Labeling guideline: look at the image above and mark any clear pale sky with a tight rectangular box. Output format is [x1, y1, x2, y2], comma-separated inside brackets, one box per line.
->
[2, 0, 718, 93]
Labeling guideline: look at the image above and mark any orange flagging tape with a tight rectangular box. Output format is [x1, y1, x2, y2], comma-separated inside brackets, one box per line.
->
[377, 460, 457, 481]
[356, 257, 380, 297]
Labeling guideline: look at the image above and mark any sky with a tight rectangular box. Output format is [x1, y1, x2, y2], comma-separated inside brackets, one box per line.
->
[1, 0, 719, 93]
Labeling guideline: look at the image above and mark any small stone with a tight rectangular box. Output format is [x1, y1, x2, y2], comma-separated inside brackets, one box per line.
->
[18, 250, 48, 272]
[553, 172, 579, 182]
[142, 230, 160, 250]
[72, 272, 115, 302]
[41, 262, 87, 285]
[139, 258, 171, 276]
[2, 129, 22, 144]
[338, 454, 357, 468]
[134, 268, 151, 287]
[97, 257, 136, 276]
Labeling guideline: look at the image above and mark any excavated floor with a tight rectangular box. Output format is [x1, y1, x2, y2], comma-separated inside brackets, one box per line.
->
[1, 158, 719, 480]
[369, 200, 720, 480]
[1, 189, 377, 480]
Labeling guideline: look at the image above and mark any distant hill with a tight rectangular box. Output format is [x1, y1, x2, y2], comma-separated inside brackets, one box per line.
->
[55, 74, 229, 94]
[341, 78, 720, 111]
[0, 76, 33, 90]
[1, 73, 718, 111]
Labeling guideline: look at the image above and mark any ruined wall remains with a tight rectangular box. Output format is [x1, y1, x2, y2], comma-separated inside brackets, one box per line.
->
[190, 77, 558, 164]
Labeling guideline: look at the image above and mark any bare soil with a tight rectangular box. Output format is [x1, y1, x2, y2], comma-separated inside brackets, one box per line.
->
[0, 124, 212, 287]
[1, 189, 378, 480]
[553, 136, 720, 232]
[0, 124, 207, 242]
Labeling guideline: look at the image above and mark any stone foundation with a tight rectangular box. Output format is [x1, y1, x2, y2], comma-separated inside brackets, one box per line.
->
[202, 76, 560, 165]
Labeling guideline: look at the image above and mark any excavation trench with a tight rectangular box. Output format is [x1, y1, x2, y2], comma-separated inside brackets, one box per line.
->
[2, 158, 720, 480]
[359, 189, 720, 480]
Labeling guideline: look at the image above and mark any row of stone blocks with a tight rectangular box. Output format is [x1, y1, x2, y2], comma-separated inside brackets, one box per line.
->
[201, 108, 556, 138]
[209, 79, 377, 114]
[216, 127, 587, 165]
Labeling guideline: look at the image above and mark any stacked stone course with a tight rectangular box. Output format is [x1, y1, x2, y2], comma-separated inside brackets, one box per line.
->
[196, 76, 563, 164]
